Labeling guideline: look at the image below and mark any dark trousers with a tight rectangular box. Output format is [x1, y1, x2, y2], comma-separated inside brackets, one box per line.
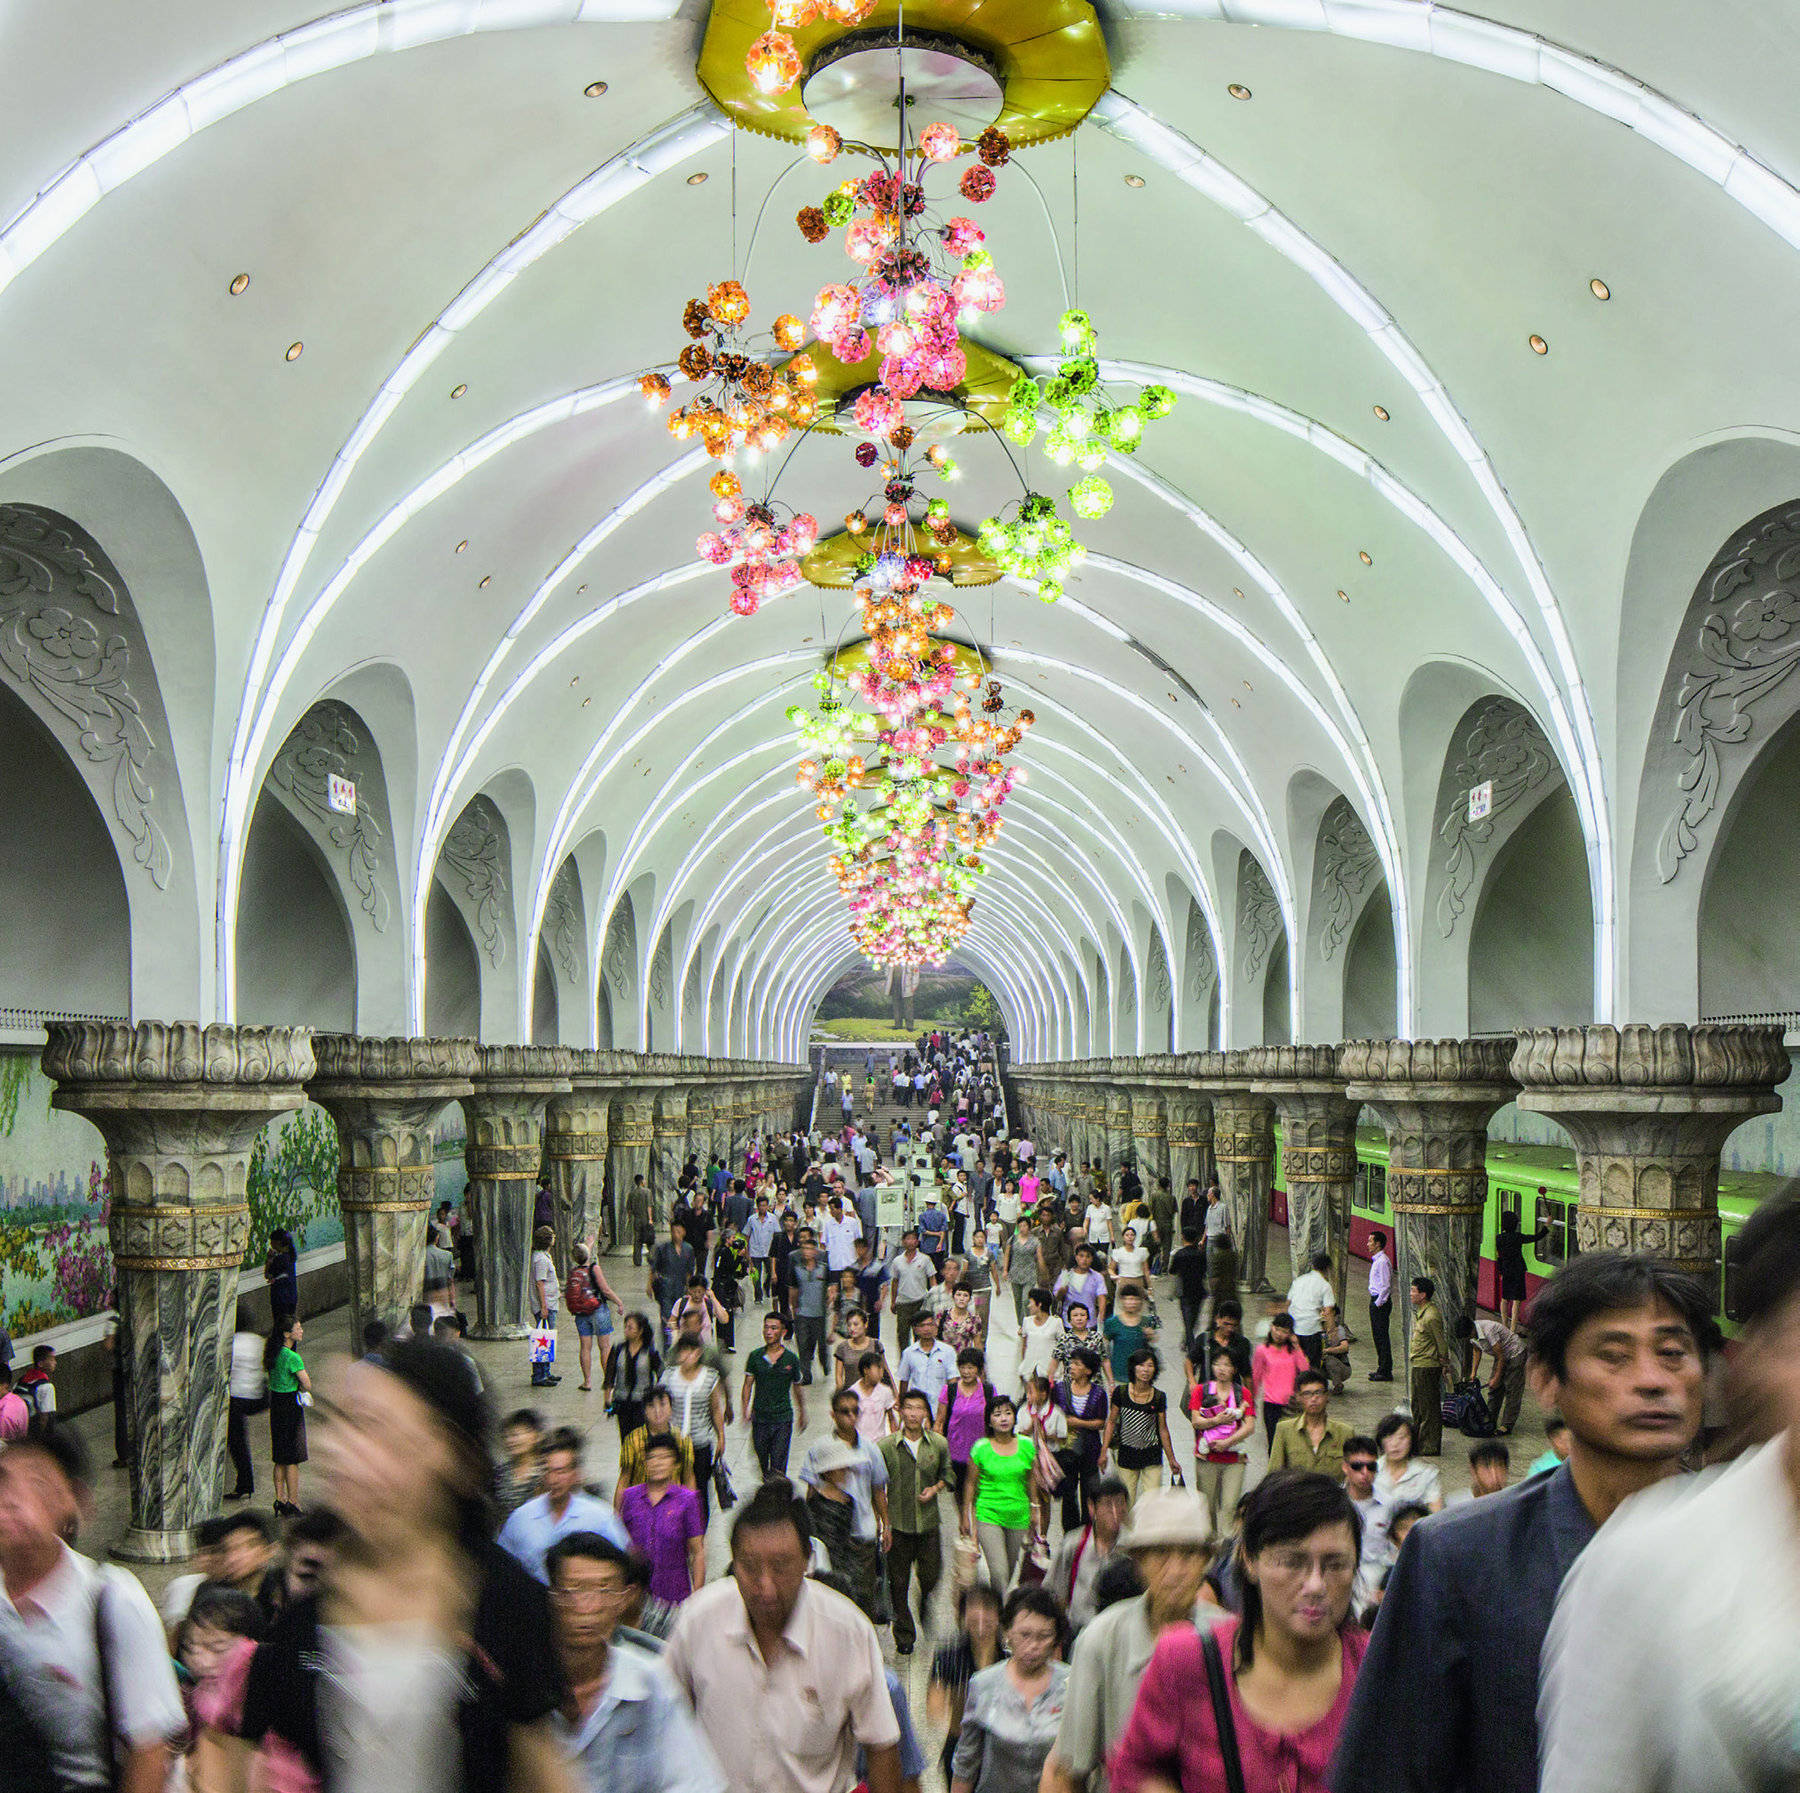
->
[228, 1395, 264, 1494]
[692, 1442, 715, 1526]
[1057, 1447, 1095, 1531]
[795, 1314, 828, 1382]
[1299, 1332, 1323, 1370]
[752, 1415, 792, 1479]
[1179, 1296, 1203, 1355]
[1410, 1367, 1444, 1455]
[893, 1300, 924, 1351]
[1262, 1399, 1290, 1448]
[886, 1524, 943, 1652]
[1370, 1298, 1393, 1377]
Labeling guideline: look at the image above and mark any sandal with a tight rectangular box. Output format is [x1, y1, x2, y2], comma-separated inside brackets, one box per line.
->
[579, 1382, 593, 1392]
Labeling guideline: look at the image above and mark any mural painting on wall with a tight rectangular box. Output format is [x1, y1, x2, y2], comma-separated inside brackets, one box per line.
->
[0, 1051, 344, 1340]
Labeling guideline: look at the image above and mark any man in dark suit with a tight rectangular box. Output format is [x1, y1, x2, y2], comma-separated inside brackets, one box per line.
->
[1331, 1252, 1711, 1793]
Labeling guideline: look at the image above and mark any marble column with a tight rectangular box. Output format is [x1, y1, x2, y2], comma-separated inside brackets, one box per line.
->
[685, 1087, 715, 1171]
[1253, 1046, 1361, 1302]
[1342, 1037, 1516, 1362]
[1081, 1086, 1107, 1175]
[1204, 1050, 1278, 1292]
[1165, 1090, 1205, 1201]
[653, 1086, 690, 1208]
[544, 1054, 612, 1261]
[609, 1084, 658, 1232]
[708, 1083, 735, 1165]
[461, 1046, 573, 1340]
[1130, 1089, 1169, 1190]
[308, 1034, 478, 1349]
[43, 1021, 314, 1561]
[1513, 1024, 1790, 1288]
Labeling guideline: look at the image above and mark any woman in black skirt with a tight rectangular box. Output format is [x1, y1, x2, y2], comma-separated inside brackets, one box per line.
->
[265, 1313, 310, 1515]
[603, 1310, 661, 1446]
[1495, 1210, 1551, 1332]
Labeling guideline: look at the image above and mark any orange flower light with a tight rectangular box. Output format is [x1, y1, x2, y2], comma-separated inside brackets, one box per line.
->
[746, 29, 802, 95]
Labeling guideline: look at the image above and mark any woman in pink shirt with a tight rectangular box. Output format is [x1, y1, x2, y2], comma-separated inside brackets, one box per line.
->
[1251, 1312, 1309, 1448]
[1109, 1472, 1367, 1793]
[1019, 1169, 1041, 1208]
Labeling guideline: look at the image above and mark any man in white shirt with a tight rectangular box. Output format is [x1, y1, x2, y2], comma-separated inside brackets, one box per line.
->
[0, 1429, 183, 1793]
[1367, 1228, 1395, 1382]
[896, 1313, 959, 1421]
[1457, 1313, 1530, 1434]
[887, 1232, 935, 1345]
[821, 1197, 863, 1275]
[1286, 1250, 1335, 1368]
[665, 1482, 900, 1793]
[498, 1425, 629, 1580]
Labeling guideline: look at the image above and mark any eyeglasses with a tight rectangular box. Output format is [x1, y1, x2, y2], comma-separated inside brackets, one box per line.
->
[1262, 1550, 1357, 1579]
[552, 1583, 627, 1608]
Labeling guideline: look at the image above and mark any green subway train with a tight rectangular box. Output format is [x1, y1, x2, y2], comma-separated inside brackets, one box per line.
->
[1271, 1126, 1783, 1324]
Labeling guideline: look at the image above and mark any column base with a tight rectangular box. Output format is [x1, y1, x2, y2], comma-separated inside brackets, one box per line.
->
[469, 1320, 531, 1342]
[113, 1524, 196, 1564]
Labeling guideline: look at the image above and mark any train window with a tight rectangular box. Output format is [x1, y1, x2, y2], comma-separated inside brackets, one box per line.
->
[1496, 1184, 1521, 1232]
[1353, 1161, 1386, 1214]
[1535, 1192, 1577, 1266]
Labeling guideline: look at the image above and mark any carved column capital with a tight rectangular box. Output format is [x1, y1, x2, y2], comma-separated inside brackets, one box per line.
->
[1513, 1023, 1789, 1274]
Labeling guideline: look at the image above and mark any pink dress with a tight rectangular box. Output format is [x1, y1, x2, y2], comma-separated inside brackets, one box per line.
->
[1110, 1615, 1368, 1793]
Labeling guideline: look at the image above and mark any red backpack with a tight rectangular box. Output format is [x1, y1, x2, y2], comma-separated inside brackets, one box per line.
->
[565, 1267, 603, 1316]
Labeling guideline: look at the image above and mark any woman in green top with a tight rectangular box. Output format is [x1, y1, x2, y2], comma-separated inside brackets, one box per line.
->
[961, 1393, 1037, 1597]
[264, 1313, 311, 1515]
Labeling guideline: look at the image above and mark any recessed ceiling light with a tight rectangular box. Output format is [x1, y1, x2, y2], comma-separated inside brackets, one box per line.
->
[1227, 83, 1252, 101]
[1338, 589, 1350, 603]
[1231, 587, 1244, 600]
[229, 273, 250, 296]
[1529, 334, 1549, 354]
[1358, 550, 1373, 566]
[284, 341, 303, 361]
[687, 172, 709, 186]
[581, 696, 592, 707]
[1230, 697, 1242, 709]
[454, 539, 468, 554]
[1589, 277, 1610, 301]
[1242, 679, 1253, 692]
[450, 382, 467, 399]
[1372, 404, 1389, 421]
[478, 574, 491, 588]
[1123, 174, 1146, 189]
[570, 675, 580, 686]
[584, 80, 609, 98]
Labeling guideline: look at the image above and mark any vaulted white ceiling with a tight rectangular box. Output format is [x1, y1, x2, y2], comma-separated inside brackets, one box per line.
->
[5, 1, 1799, 1057]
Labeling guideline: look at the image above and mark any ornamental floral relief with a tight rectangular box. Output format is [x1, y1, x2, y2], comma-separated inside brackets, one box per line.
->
[1657, 504, 1800, 882]
[1434, 697, 1557, 938]
[267, 702, 391, 933]
[547, 867, 584, 988]
[0, 505, 171, 889]
[1184, 899, 1215, 1003]
[1315, 799, 1380, 962]
[440, 798, 509, 967]
[1237, 854, 1279, 984]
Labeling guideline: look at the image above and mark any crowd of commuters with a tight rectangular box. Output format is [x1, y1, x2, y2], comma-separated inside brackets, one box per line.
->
[3, 1024, 1793, 1793]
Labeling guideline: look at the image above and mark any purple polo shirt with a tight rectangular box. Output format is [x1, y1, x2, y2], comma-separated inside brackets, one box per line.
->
[619, 1482, 705, 1604]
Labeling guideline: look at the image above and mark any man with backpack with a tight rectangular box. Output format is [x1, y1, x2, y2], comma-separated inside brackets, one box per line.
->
[14, 1347, 55, 1436]
[1456, 1312, 1530, 1436]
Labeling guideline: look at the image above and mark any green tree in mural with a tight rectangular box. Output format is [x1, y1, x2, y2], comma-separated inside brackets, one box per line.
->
[963, 985, 1002, 1032]
[244, 1108, 341, 1268]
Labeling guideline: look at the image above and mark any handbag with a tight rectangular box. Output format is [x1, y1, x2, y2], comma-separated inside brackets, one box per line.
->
[712, 1453, 739, 1511]
[1199, 1625, 1248, 1793]
[529, 1325, 556, 1365]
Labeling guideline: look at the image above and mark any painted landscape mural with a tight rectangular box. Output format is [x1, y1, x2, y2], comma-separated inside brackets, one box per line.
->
[0, 1049, 347, 1341]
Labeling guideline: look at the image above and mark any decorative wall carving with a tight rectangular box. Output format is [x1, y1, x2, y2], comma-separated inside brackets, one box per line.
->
[1237, 854, 1280, 984]
[649, 926, 674, 1012]
[1657, 503, 1800, 882]
[0, 505, 172, 889]
[1116, 942, 1137, 1021]
[1315, 799, 1380, 961]
[547, 866, 583, 988]
[440, 797, 509, 967]
[1434, 698, 1557, 938]
[267, 701, 391, 932]
[604, 902, 638, 1001]
[1184, 899, 1215, 1002]
[1147, 930, 1171, 1014]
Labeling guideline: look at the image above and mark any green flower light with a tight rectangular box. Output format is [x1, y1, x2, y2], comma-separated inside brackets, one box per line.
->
[1069, 475, 1114, 519]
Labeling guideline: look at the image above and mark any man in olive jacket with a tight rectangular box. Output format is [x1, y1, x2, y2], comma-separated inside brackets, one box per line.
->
[878, 1388, 951, 1655]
